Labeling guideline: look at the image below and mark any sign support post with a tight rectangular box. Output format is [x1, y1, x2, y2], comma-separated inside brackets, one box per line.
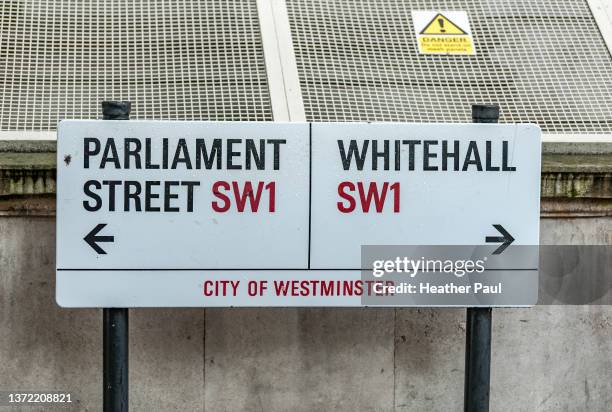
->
[101, 101, 130, 412]
[464, 104, 498, 412]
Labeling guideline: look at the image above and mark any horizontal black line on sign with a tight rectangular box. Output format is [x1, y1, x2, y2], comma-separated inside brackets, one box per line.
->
[56, 268, 539, 271]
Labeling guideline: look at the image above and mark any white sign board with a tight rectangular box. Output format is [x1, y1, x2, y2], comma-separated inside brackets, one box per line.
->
[56, 121, 541, 307]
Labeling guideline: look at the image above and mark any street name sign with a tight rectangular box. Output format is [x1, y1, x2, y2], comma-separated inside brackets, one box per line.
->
[56, 121, 541, 307]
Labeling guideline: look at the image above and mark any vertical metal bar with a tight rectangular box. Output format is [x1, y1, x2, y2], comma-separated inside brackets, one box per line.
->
[464, 104, 498, 412]
[104, 308, 129, 411]
[464, 307, 492, 412]
[102, 101, 130, 412]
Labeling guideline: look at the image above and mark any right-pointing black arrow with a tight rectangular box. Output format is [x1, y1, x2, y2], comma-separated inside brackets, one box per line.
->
[485, 224, 515, 255]
[84, 223, 114, 254]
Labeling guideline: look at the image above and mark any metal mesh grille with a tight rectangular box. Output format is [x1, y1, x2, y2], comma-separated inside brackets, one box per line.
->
[287, 0, 612, 133]
[0, 0, 272, 130]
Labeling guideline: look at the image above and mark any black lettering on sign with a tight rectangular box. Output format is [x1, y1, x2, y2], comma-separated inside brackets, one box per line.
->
[100, 138, 121, 169]
[181, 181, 200, 212]
[195, 139, 222, 169]
[102, 180, 122, 211]
[442, 140, 459, 171]
[84, 137, 286, 171]
[124, 181, 142, 211]
[162, 139, 169, 169]
[502, 141, 516, 171]
[226, 139, 241, 170]
[124, 139, 142, 168]
[82, 180, 201, 213]
[83, 180, 102, 211]
[336, 138, 516, 173]
[84, 138, 101, 168]
[172, 139, 192, 169]
[267, 139, 286, 170]
[423, 140, 438, 171]
[164, 181, 180, 212]
[338, 140, 369, 170]
[145, 138, 160, 169]
[145, 181, 161, 212]
[462, 141, 482, 171]
[485, 141, 499, 171]
[371, 140, 389, 171]
[246, 140, 265, 170]
[402, 140, 421, 171]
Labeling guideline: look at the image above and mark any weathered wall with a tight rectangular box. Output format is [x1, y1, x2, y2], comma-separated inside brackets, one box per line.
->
[1, 216, 611, 411]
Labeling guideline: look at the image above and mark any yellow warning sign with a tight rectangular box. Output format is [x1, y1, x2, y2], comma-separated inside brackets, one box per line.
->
[412, 11, 475, 55]
[420, 14, 467, 35]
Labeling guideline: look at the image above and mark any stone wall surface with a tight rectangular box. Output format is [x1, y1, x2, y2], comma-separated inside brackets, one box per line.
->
[1, 217, 610, 411]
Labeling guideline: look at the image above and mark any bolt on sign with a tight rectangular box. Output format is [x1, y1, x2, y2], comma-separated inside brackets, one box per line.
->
[56, 121, 540, 308]
[412, 10, 475, 55]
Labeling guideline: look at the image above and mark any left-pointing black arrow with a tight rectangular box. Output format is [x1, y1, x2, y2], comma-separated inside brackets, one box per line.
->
[84, 223, 114, 254]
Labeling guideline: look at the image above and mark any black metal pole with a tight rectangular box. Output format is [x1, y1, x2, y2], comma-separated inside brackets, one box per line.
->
[102, 101, 130, 412]
[464, 104, 498, 412]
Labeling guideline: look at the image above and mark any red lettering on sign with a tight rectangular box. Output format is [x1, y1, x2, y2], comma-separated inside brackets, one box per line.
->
[212, 181, 276, 212]
[337, 181, 400, 213]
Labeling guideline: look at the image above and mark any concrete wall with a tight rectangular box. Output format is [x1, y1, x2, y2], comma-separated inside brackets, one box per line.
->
[1, 217, 611, 411]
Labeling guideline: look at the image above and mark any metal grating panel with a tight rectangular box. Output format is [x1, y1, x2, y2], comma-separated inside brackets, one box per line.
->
[0, 0, 272, 130]
[287, 0, 612, 133]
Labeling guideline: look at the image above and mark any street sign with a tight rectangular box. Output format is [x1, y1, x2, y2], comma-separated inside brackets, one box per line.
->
[56, 121, 541, 307]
